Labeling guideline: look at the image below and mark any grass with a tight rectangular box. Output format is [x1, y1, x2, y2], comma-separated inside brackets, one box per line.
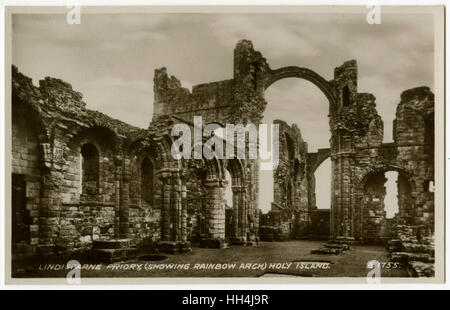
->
[13, 240, 408, 278]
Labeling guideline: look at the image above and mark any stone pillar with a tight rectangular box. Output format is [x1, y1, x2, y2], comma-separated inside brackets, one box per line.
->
[113, 156, 122, 239]
[242, 195, 248, 239]
[204, 178, 226, 239]
[180, 170, 188, 242]
[353, 193, 363, 240]
[120, 157, 131, 239]
[38, 168, 63, 252]
[332, 152, 355, 241]
[158, 170, 172, 241]
[232, 185, 240, 238]
[171, 171, 182, 241]
[37, 142, 63, 253]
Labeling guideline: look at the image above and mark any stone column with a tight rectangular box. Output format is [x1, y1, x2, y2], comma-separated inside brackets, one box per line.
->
[353, 193, 363, 240]
[38, 168, 63, 252]
[113, 155, 122, 239]
[242, 194, 248, 239]
[171, 170, 182, 241]
[204, 178, 226, 239]
[332, 152, 355, 241]
[180, 170, 188, 242]
[232, 185, 241, 238]
[120, 156, 131, 239]
[38, 142, 63, 253]
[158, 170, 172, 241]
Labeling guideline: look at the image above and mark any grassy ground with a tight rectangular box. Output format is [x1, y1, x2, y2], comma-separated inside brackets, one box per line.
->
[13, 240, 408, 278]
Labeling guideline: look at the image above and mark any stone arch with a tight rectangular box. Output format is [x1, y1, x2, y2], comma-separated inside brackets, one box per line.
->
[129, 136, 161, 167]
[128, 136, 161, 208]
[358, 165, 415, 192]
[310, 148, 331, 174]
[357, 165, 416, 242]
[186, 140, 223, 181]
[225, 158, 245, 186]
[66, 125, 120, 207]
[265, 66, 337, 106]
[154, 133, 181, 170]
[224, 158, 247, 240]
[70, 125, 119, 155]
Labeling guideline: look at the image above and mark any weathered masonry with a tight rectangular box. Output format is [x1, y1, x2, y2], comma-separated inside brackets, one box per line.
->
[11, 40, 434, 257]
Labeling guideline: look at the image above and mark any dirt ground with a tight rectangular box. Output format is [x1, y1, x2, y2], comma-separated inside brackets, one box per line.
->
[12, 240, 408, 278]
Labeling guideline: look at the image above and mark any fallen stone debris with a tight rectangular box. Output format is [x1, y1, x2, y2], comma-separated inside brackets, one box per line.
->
[310, 241, 352, 255]
[387, 225, 434, 277]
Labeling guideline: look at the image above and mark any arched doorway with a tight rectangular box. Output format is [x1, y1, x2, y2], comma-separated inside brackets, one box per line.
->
[359, 167, 415, 244]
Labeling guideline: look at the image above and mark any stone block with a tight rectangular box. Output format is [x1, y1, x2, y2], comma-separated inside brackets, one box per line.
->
[199, 238, 228, 249]
[92, 239, 132, 249]
[311, 247, 342, 255]
[156, 241, 192, 254]
[84, 247, 138, 263]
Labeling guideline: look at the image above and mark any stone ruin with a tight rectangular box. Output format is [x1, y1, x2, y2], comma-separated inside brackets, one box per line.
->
[11, 40, 435, 274]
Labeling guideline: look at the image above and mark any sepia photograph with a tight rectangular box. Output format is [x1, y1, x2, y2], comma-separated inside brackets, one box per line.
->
[3, 4, 445, 284]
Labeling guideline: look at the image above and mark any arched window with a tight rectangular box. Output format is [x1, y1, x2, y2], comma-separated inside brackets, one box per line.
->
[141, 158, 154, 204]
[285, 133, 295, 160]
[80, 143, 99, 196]
[342, 85, 350, 107]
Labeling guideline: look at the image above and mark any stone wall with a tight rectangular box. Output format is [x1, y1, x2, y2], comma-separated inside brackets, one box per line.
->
[11, 39, 435, 258]
[11, 65, 165, 255]
[271, 120, 311, 238]
[11, 101, 42, 255]
[352, 87, 434, 243]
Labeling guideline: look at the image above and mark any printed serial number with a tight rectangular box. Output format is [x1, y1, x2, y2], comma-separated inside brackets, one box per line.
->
[367, 262, 403, 269]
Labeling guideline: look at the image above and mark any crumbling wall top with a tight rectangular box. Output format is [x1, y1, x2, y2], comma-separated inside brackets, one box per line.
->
[12, 66, 144, 140]
[39, 76, 86, 113]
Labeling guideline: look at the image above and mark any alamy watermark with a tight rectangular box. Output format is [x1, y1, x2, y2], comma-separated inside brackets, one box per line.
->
[366, 2, 381, 24]
[66, 0, 81, 25]
[66, 260, 81, 284]
[366, 260, 381, 284]
[171, 116, 279, 171]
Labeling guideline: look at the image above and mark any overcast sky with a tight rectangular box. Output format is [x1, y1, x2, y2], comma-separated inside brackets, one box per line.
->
[12, 12, 434, 212]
